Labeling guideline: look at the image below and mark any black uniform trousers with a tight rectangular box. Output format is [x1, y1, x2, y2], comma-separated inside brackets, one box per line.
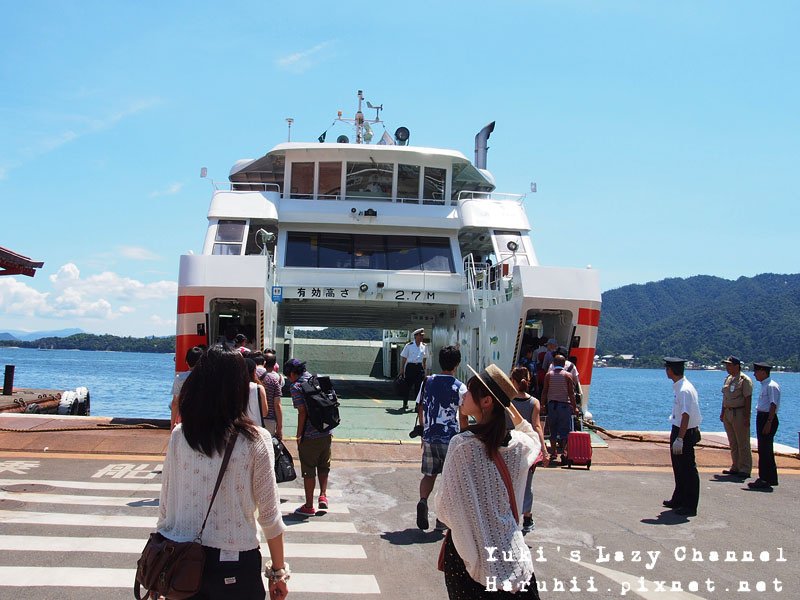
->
[404, 363, 425, 406]
[756, 411, 779, 485]
[669, 426, 701, 512]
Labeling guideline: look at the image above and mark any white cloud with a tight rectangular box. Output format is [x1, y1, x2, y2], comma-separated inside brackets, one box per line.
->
[149, 314, 176, 328]
[149, 182, 184, 198]
[0, 262, 177, 322]
[119, 246, 161, 261]
[6, 98, 162, 178]
[276, 41, 335, 73]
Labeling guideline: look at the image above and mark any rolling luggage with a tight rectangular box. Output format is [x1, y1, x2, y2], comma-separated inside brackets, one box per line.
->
[564, 431, 592, 469]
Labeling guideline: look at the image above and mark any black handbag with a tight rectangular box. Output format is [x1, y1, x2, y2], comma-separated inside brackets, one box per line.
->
[134, 433, 238, 600]
[273, 436, 297, 483]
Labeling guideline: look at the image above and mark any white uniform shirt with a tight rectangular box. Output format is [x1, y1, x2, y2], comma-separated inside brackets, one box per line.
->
[756, 377, 781, 413]
[400, 341, 429, 364]
[670, 377, 702, 429]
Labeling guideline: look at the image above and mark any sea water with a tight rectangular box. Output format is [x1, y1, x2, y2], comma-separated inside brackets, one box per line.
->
[1, 347, 797, 448]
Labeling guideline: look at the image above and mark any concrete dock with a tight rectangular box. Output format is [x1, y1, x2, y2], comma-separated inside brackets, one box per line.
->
[0, 397, 798, 599]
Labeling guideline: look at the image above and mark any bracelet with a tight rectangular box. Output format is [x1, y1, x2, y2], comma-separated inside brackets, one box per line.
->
[264, 560, 291, 583]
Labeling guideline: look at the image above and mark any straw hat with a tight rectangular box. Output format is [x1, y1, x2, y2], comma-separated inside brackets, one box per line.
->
[466, 364, 517, 407]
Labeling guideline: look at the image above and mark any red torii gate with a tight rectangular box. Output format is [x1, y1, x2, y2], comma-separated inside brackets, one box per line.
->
[0, 246, 44, 277]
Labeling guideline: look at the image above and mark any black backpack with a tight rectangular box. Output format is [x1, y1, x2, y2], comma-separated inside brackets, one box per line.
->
[299, 375, 341, 434]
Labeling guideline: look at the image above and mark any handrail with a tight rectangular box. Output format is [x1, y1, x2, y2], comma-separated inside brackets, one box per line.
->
[462, 254, 516, 311]
[216, 181, 282, 192]
[456, 191, 524, 204]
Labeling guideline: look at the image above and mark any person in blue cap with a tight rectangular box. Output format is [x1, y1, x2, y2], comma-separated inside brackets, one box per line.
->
[749, 362, 781, 490]
[662, 357, 702, 517]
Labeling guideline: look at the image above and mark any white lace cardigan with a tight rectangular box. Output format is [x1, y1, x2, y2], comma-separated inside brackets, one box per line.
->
[433, 420, 540, 591]
[157, 425, 285, 550]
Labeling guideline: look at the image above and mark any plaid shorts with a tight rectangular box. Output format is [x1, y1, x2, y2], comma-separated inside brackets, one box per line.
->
[421, 442, 449, 476]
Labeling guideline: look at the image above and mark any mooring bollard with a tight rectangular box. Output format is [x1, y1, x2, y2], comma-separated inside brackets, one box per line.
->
[3, 365, 14, 396]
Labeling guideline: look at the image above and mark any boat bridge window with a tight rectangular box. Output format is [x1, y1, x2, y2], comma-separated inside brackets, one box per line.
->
[422, 167, 446, 203]
[346, 162, 393, 199]
[285, 232, 455, 272]
[291, 162, 315, 199]
[319, 162, 342, 199]
[212, 220, 246, 255]
[397, 165, 420, 201]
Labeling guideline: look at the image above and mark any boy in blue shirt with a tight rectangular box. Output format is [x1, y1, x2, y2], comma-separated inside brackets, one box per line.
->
[415, 345, 468, 531]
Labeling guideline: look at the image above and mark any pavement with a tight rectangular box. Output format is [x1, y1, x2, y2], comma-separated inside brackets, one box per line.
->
[0, 379, 798, 599]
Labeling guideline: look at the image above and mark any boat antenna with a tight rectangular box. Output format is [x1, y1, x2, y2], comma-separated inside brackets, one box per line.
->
[335, 90, 384, 144]
[286, 117, 294, 142]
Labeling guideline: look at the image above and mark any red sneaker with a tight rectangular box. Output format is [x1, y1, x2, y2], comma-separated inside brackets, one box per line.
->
[294, 504, 316, 516]
[318, 494, 329, 509]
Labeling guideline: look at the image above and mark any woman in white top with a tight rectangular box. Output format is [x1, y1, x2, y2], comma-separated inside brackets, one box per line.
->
[434, 364, 541, 598]
[246, 357, 270, 428]
[159, 345, 289, 599]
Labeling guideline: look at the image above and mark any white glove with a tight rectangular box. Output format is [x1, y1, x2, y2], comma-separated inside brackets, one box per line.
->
[671, 438, 684, 455]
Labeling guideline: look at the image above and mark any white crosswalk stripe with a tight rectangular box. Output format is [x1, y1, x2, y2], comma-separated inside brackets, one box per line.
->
[0, 472, 379, 596]
[0, 490, 350, 513]
[0, 567, 381, 593]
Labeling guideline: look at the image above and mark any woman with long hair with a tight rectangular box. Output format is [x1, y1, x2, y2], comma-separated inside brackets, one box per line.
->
[158, 344, 289, 599]
[434, 364, 541, 598]
[509, 366, 548, 534]
[246, 357, 270, 429]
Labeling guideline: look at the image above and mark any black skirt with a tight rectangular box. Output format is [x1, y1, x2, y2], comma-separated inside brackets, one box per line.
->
[443, 532, 539, 599]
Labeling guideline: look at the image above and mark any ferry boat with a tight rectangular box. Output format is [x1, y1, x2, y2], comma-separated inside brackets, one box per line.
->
[175, 91, 602, 418]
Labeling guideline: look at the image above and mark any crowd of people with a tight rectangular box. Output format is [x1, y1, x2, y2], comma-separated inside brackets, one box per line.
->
[161, 330, 784, 599]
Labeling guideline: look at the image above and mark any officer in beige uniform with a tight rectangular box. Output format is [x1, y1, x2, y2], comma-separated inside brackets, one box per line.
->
[719, 356, 753, 478]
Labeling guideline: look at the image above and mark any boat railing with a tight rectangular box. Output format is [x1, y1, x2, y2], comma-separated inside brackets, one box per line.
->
[456, 191, 525, 204]
[462, 255, 515, 311]
[219, 181, 282, 193]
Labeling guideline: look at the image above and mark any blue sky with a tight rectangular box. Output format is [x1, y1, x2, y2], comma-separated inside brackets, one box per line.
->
[1, 1, 797, 337]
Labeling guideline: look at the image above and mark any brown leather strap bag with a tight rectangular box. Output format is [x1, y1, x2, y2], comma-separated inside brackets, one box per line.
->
[134, 432, 238, 599]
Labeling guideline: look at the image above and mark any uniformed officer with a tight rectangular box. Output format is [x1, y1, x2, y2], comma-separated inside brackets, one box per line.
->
[400, 328, 429, 411]
[749, 362, 781, 490]
[719, 356, 753, 478]
[662, 357, 702, 517]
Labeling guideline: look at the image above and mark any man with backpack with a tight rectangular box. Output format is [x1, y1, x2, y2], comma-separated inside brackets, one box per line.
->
[284, 358, 335, 516]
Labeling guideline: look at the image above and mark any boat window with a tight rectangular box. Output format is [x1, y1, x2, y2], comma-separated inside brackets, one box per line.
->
[244, 221, 278, 256]
[318, 233, 353, 269]
[346, 161, 393, 198]
[215, 220, 245, 242]
[210, 298, 258, 350]
[318, 162, 342, 199]
[419, 237, 454, 272]
[212, 244, 243, 256]
[290, 162, 314, 199]
[353, 234, 387, 269]
[386, 235, 421, 271]
[422, 167, 446, 202]
[397, 164, 420, 201]
[285, 232, 454, 272]
[212, 220, 245, 255]
[286, 232, 318, 267]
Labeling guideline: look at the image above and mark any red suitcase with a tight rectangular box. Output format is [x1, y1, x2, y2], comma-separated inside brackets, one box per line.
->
[565, 431, 592, 469]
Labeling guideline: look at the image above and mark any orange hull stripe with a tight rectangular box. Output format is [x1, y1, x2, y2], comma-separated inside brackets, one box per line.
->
[570, 347, 596, 385]
[578, 308, 600, 327]
[177, 295, 205, 315]
[176, 334, 208, 372]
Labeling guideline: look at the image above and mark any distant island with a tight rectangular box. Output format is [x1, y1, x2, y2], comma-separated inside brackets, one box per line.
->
[598, 273, 799, 371]
[2, 274, 797, 369]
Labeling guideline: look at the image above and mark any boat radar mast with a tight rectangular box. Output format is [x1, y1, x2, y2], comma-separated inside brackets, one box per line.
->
[329, 90, 409, 146]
